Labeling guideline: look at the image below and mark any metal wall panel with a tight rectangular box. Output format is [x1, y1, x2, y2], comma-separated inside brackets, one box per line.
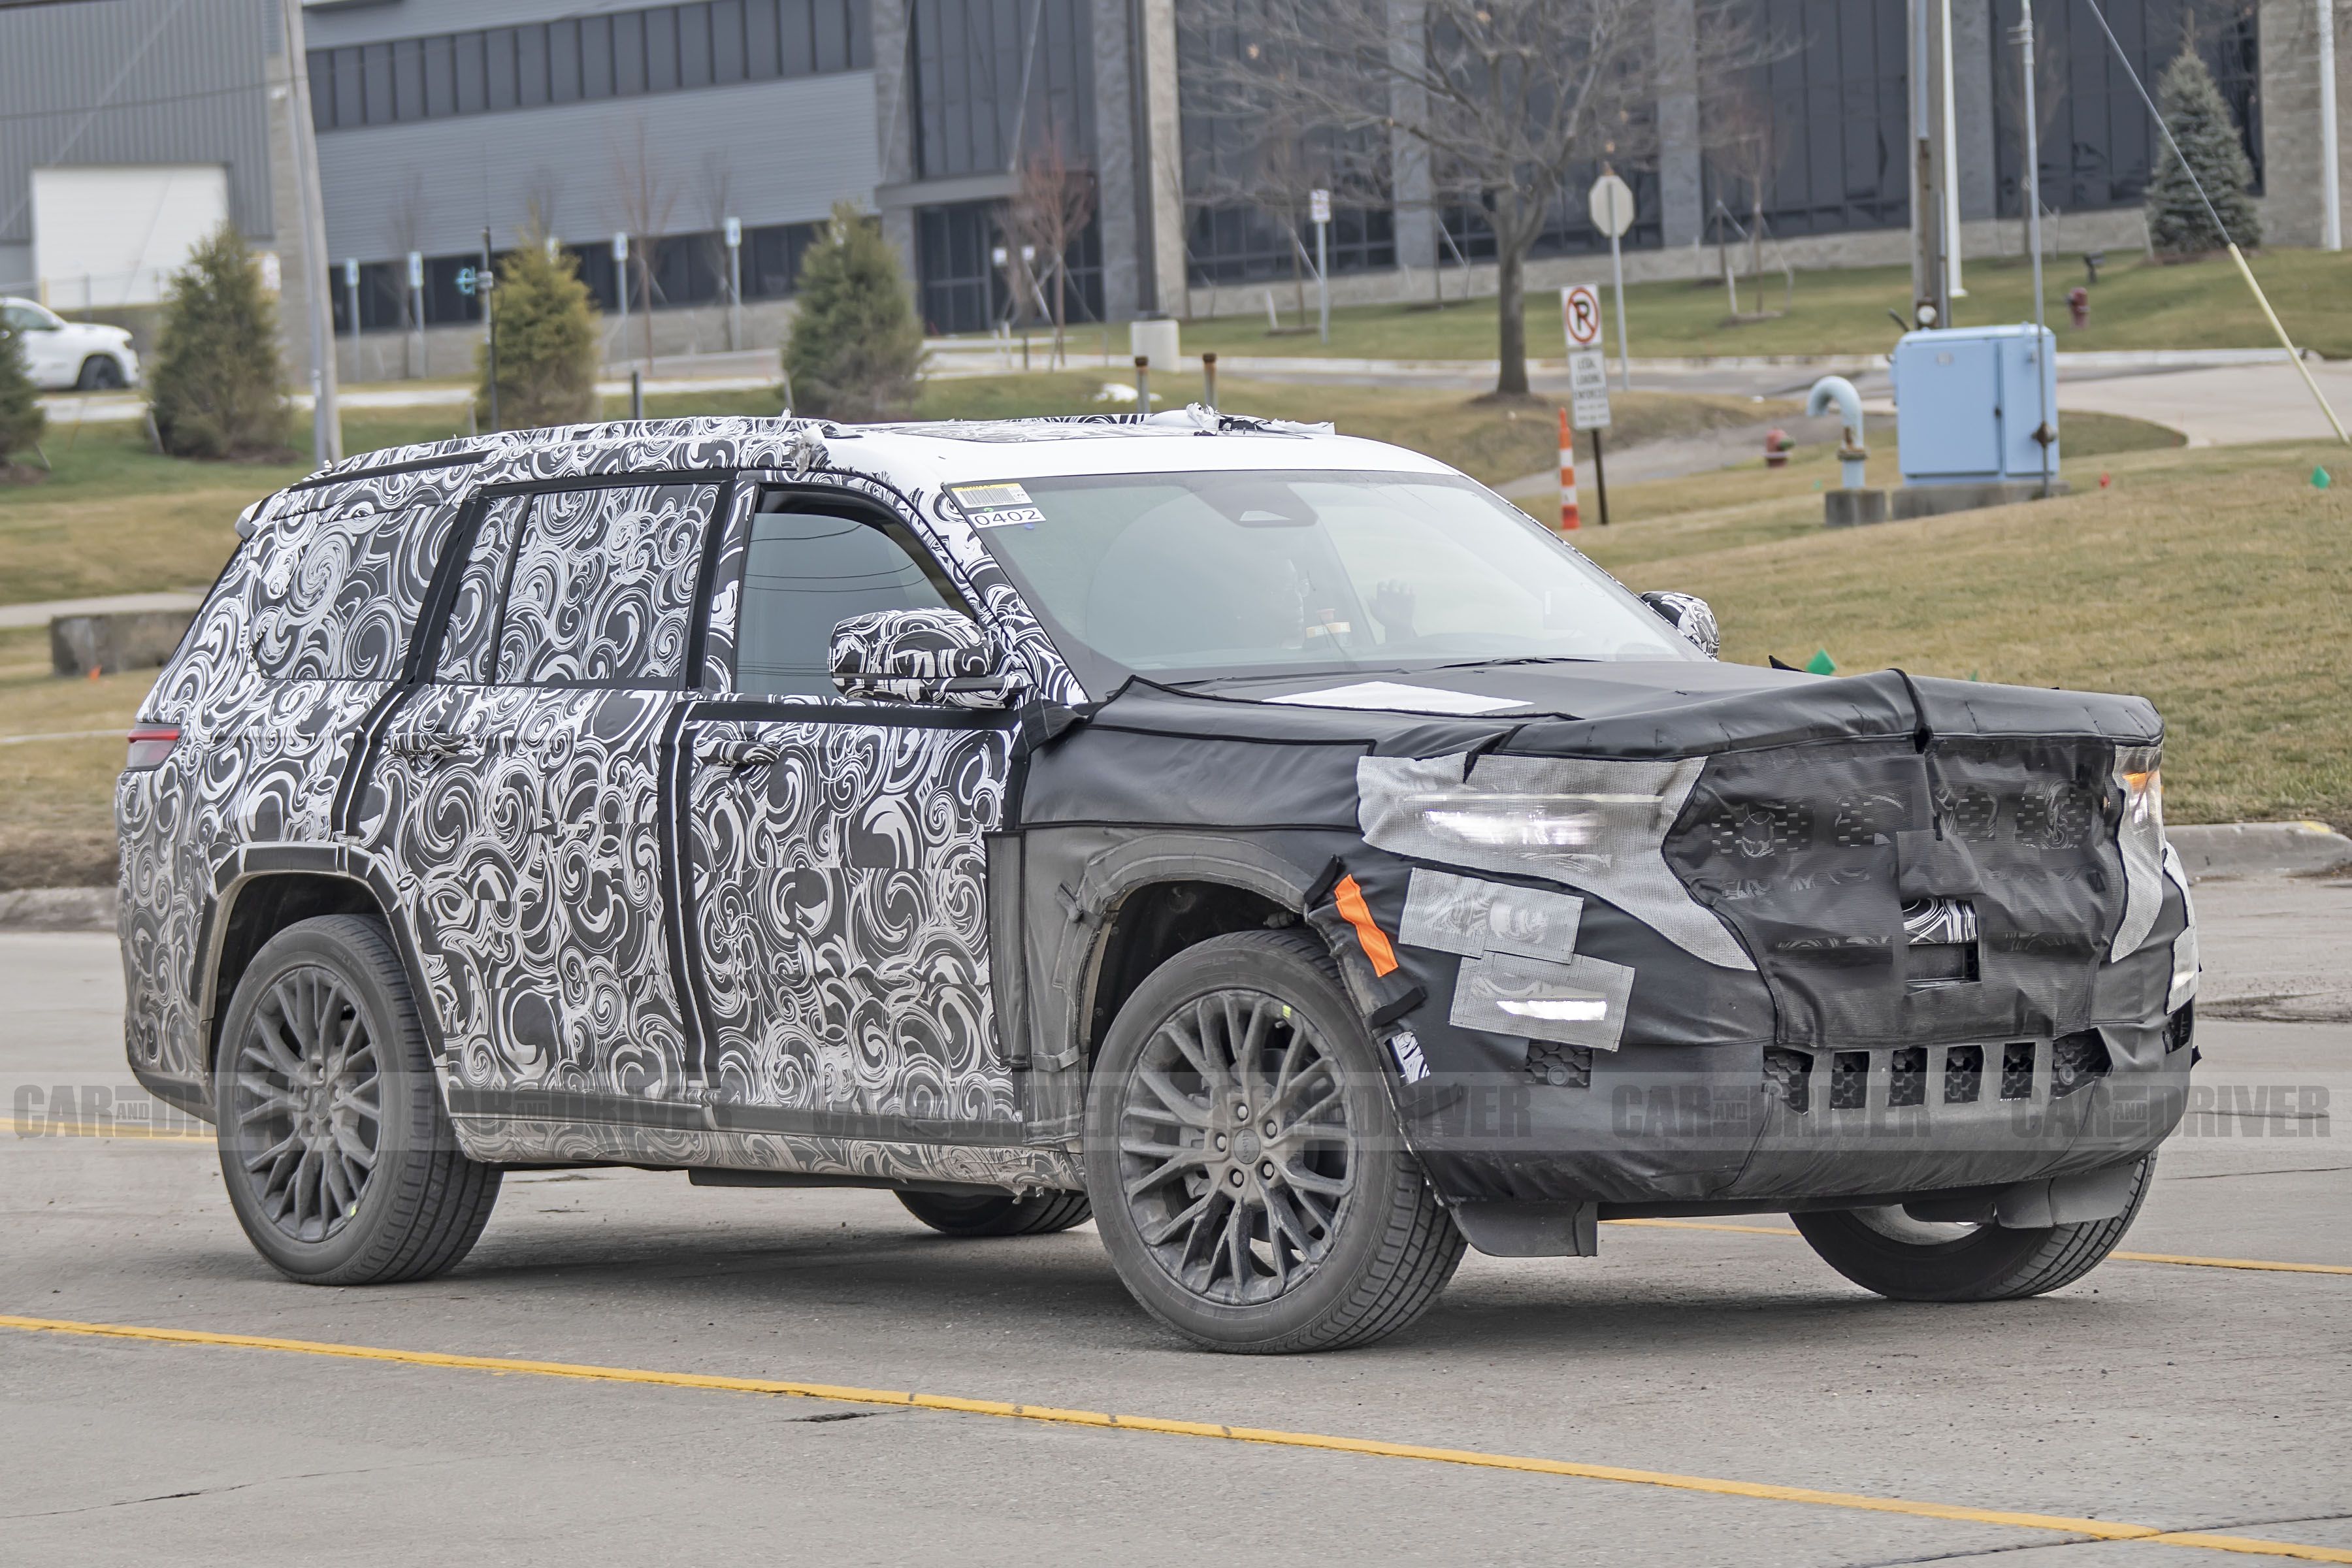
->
[0, 0, 274, 248]
[312, 70, 880, 259]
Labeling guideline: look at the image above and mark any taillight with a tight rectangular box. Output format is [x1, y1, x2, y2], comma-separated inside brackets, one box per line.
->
[124, 725, 181, 771]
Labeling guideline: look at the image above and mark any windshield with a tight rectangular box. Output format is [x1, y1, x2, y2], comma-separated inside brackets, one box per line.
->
[962, 468, 1697, 690]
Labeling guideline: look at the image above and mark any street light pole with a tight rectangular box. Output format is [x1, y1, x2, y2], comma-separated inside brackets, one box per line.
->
[278, 0, 341, 463]
[2323, 0, 2343, 252]
[481, 225, 498, 433]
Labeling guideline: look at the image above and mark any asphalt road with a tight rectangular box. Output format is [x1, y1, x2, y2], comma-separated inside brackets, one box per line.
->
[3, 879, 2346, 1566]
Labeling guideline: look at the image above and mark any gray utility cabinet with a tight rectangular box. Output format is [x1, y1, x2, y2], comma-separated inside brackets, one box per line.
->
[1890, 325, 2060, 486]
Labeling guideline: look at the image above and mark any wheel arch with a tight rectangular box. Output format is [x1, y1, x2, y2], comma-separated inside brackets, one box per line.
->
[195, 845, 435, 1088]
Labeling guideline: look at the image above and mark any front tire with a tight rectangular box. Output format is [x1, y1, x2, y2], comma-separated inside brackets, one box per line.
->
[1085, 930, 1465, 1353]
[75, 355, 124, 391]
[214, 914, 500, 1284]
[1791, 1154, 2156, 1302]
[898, 1188, 1092, 1237]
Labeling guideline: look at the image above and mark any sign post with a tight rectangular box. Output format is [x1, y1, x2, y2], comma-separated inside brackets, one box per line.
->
[723, 215, 742, 351]
[1563, 283, 1614, 526]
[406, 251, 425, 378]
[1587, 171, 1637, 391]
[612, 232, 630, 372]
[1309, 187, 1331, 344]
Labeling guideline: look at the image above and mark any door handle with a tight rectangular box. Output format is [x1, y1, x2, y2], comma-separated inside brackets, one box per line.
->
[386, 731, 483, 761]
[695, 738, 781, 769]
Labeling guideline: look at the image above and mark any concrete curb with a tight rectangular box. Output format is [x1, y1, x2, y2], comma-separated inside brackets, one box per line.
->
[2166, 822, 2352, 881]
[0, 887, 115, 932]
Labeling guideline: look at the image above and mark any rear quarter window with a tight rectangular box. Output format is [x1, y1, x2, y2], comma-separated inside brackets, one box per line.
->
[248, 495, 465, 681]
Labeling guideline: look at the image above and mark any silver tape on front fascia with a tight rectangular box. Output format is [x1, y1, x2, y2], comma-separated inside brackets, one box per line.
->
[1399, 868, 1583, 960]
[2108, 754, 2166, 961]
[1358, 752, 1754, 972]
[1452, 952, 1635, 1051]
[2163, 841, 2199, 1009]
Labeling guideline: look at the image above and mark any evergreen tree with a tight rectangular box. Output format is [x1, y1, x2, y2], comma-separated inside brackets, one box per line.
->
[2146, 49, 2261, 257]
[478, 224, 602, 431]
[0, 318, 44, 469]
[782, 203, 925, 422]
[148, 223, 291, 459]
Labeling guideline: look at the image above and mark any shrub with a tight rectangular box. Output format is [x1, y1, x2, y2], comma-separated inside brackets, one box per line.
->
[148, 223, 291, 458]
[781, 202, 925, 421]
[2146, 50, 2261, 258]
[478, 225, 601, 431]
[0, 318, 43, 466]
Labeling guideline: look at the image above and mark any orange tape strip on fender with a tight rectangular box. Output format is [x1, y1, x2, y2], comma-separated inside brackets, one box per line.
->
[1332, 874, 1399, 977]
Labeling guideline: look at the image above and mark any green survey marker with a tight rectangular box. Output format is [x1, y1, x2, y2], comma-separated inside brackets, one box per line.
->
[1806, 650, 1837, 676]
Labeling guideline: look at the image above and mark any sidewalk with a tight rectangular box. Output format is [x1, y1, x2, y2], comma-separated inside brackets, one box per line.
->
[39, 370, 781, 426]
[0, 591, 203, 629]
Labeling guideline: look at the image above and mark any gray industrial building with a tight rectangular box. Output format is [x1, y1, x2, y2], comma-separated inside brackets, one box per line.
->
[2, 0, 2343, 382]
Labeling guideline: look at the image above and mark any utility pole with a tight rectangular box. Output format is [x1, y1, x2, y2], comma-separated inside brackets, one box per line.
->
[2323, 0, 2343, 252]
[2016, 1, 2053, 497]
[1909, 0, 1952, 331]
[278, 0, 341, 463]
[1940, 0, 1965, 297]
[480, 225, 498, 433]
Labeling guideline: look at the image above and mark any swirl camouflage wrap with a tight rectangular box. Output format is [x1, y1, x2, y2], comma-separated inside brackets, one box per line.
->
[119, 417, 1105, 1191]
[828, 608, 1027, 708]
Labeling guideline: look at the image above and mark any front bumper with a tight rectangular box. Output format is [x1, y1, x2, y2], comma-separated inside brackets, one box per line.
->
[1399, 1011, 2191, 1209]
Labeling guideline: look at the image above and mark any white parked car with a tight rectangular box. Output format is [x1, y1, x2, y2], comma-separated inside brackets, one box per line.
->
[2, 297, 139, 391]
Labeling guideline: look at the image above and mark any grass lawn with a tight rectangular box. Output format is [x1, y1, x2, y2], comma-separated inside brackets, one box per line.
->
[0, 626, 148, 889]
[1170, 248, 2352, 364]
[1573, 440, 2352, 832]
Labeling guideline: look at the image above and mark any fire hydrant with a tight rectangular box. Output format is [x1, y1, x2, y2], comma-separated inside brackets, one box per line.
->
[2067, 287, 2090, 329]
[1764, 429, 1793, 468]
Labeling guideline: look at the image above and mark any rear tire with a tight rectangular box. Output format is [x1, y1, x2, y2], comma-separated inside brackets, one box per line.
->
[1085, 929, 1465, 1353]
[1791, 1154, 2155, 1302]
[214, 914, 500, 1284]
[897, 1189, 1092, 1237]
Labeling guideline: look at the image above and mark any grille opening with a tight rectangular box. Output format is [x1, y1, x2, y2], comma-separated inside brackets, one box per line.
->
[1526, 1041, 1592, 1090]
[1999, 1041, 2037, 1101]
[2051, 1030, 2112, 1097]
[1829, 1051, 1870, 1111]
[1763, 1047, 1812, 1114]
[1888, 1047, 1927, 1107]
[1944, 1045, 1984, 1103]
[1906, 943, 1978, 986]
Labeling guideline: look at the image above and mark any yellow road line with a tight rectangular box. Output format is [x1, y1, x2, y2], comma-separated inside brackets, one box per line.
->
[5, 1118, 212, 1143]
[1, 1313, 2344, 1563]
[1607, 1218, 2352, 1276]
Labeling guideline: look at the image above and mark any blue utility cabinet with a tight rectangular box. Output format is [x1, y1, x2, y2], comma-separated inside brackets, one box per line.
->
[1890, 324, 2060, 485]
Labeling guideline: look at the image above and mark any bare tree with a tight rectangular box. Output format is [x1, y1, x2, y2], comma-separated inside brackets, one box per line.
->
[382, 175, 425, 376]
[608, 121, 679, 368]
[1996, 24, 2066, 256]
[1701, 68, 1776, 313]
[998, 129, 1096, 367]
[1198, 0, 1754, 397]
[698, 152, 736, 346]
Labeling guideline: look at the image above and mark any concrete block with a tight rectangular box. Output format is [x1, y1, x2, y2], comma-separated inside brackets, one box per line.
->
[1890, 479, 2071, 520]
[49, 610, 194, 678]
[1823, 488, 1890, 527]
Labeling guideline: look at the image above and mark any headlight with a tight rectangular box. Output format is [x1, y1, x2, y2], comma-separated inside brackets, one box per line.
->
[2108, 743, 2166, 960]
[1409, 791, 1666, 862]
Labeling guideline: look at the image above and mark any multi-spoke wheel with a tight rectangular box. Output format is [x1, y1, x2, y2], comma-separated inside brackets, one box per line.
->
[213, 915, 500, 1284]
[1792, 1154, 2156, 1301]
[1086, 930, 1463, 1352]
[229, 962, 383, 1243]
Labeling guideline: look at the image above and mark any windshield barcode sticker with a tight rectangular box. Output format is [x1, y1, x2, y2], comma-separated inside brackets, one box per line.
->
[951, 482, 1032, 510]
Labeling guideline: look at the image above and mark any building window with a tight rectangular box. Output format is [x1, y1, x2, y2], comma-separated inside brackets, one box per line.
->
[1185, 203, 1395, 288]
[915, 199, 1102, 336]
[909, 0, 1093, 180]
[1701, 0, 1909, 239]
[1439, 165, 1663, 266]
[1989, 0, 2260, 216]
[310, 0, 872, 131]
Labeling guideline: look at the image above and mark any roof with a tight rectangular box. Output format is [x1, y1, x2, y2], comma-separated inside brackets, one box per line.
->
[288, 410, 1462, 504]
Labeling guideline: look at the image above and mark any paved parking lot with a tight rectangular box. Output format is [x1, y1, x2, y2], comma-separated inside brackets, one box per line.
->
[4, 881, 2346, 1566]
